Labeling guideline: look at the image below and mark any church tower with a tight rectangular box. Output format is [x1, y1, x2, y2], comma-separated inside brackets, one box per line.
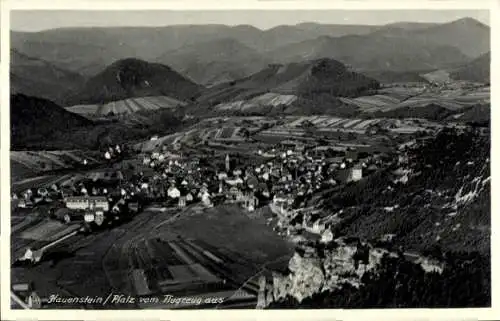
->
[225, 154, 230, 172]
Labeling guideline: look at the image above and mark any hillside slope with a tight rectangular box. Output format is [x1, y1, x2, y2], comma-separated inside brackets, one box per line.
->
[199, 58, 380, 106]
[11, 94, 189, 150]
[11, 18, 486, 78]
[363, 70, 430, 84]
[10, 50, 86, 106]
[449, 52, 490, 83]
[322, 127, 490, 255]
[156, 38, 270, 86]
[11, 94, 93, 149]
[66, 58, 203, 105]
[411, 18, 490, 58]
[267, 34, 469, 72]
[8, 23, 389, 72]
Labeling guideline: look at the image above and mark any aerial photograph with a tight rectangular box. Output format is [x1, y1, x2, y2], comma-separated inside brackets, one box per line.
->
[8, 9, 490, 310]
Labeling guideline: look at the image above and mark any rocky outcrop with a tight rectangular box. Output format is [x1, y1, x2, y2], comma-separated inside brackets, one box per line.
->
[264, 241, 389, 306]
[257, 237, 445, 308]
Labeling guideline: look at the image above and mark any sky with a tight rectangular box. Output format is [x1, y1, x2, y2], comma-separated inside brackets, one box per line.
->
[10, 9, 490, 32]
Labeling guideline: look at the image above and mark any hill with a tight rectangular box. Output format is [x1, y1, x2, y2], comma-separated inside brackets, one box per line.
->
[9, 23, 384, 73]
[11, 25, 263, 75]
[11, 18, 486, 78]
[10, 49, 86, 106]
[363, 70, 430, 84]
[372, 103, 454, 121]
[266, 34, 469, 72]
[410, 18, 490, 58]
[156, 38, 270, 86]
[452, 104, 490, 125]
[449, 52, 490, 83]
[65, 58, 203, 105]
[198, 58, 380, 108]
[11, 94, 93, 149]
[11, 94, 190, 150]
[321, 127, 490, 255]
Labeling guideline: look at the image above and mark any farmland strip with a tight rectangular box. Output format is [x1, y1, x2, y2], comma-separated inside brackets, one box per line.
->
[168, 241, 195, 265]
[134, 241, 160, 293]
[135, 97, 159, 111]
[143, 97, 164, 109]
[132, 269, 152, 295]
[120, 99, 134, 114]
[186, 240, 224, 264]
[128, 98, 146, 112]
[122, 99, 138, 113]
[168, 265, 199, 282]
[95, 103, 106, 116]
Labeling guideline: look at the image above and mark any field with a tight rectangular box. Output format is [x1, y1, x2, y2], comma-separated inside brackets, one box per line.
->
[136, 126, 249, 152]
[134, 113, 445, 154]
[421, 70, 452, 83]
[339, 85, 490, 113]
[11, 150, 101, 180]
[11, 173, 85, 195]
[65, 96, 186, 117]
[215, 92, 297, 111]
[19, 220, 81, 242]
[259, 116, 442, 138]
[11, 204, 292, 308]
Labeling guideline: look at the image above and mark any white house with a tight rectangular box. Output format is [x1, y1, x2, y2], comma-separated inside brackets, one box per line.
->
[320, 229, 334, 244]
[201, 192, 212, 207]
[65, 196, 109, 212]
[167, 186, 181, 199]
[348, 166, 363, 182]
[226, 177, 243, 186]
[217, 172, 228, 180]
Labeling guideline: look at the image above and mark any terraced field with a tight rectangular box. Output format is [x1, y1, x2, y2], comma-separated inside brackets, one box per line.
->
[65, 96, 186, 116]
[260, 116, 442, 138]
[215, 92, 297, 111]
[136, 126, 246, 152]
[340, 86, 490, 113]
[421, 70, 452, 83]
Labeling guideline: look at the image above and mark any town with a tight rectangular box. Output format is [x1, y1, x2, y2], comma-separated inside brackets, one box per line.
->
[10, 115, 455, 309]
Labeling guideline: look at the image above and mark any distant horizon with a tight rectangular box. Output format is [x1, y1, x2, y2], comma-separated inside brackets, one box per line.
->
[10, 10, 490, 32]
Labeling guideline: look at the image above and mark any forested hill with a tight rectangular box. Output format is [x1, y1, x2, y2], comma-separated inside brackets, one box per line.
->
[322, 126, 490, 255]
[271, 126, 490, 309]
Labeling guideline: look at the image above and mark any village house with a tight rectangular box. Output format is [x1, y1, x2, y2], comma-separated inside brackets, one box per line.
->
[335, 164, 363, 183]
[167, 186, 181, 199]
[242, 192, 259, 212]
[201, 191, 212, 207]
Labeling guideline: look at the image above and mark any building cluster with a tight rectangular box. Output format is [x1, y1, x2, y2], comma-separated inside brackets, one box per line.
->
[12, 136, 392, 233]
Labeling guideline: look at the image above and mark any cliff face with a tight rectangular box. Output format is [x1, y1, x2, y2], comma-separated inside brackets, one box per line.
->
[258, 242, 392, 306]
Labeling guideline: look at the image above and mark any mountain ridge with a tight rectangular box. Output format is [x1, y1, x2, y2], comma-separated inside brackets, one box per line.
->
[11, 17, 488, 78]
[10, 49, 87, 106]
